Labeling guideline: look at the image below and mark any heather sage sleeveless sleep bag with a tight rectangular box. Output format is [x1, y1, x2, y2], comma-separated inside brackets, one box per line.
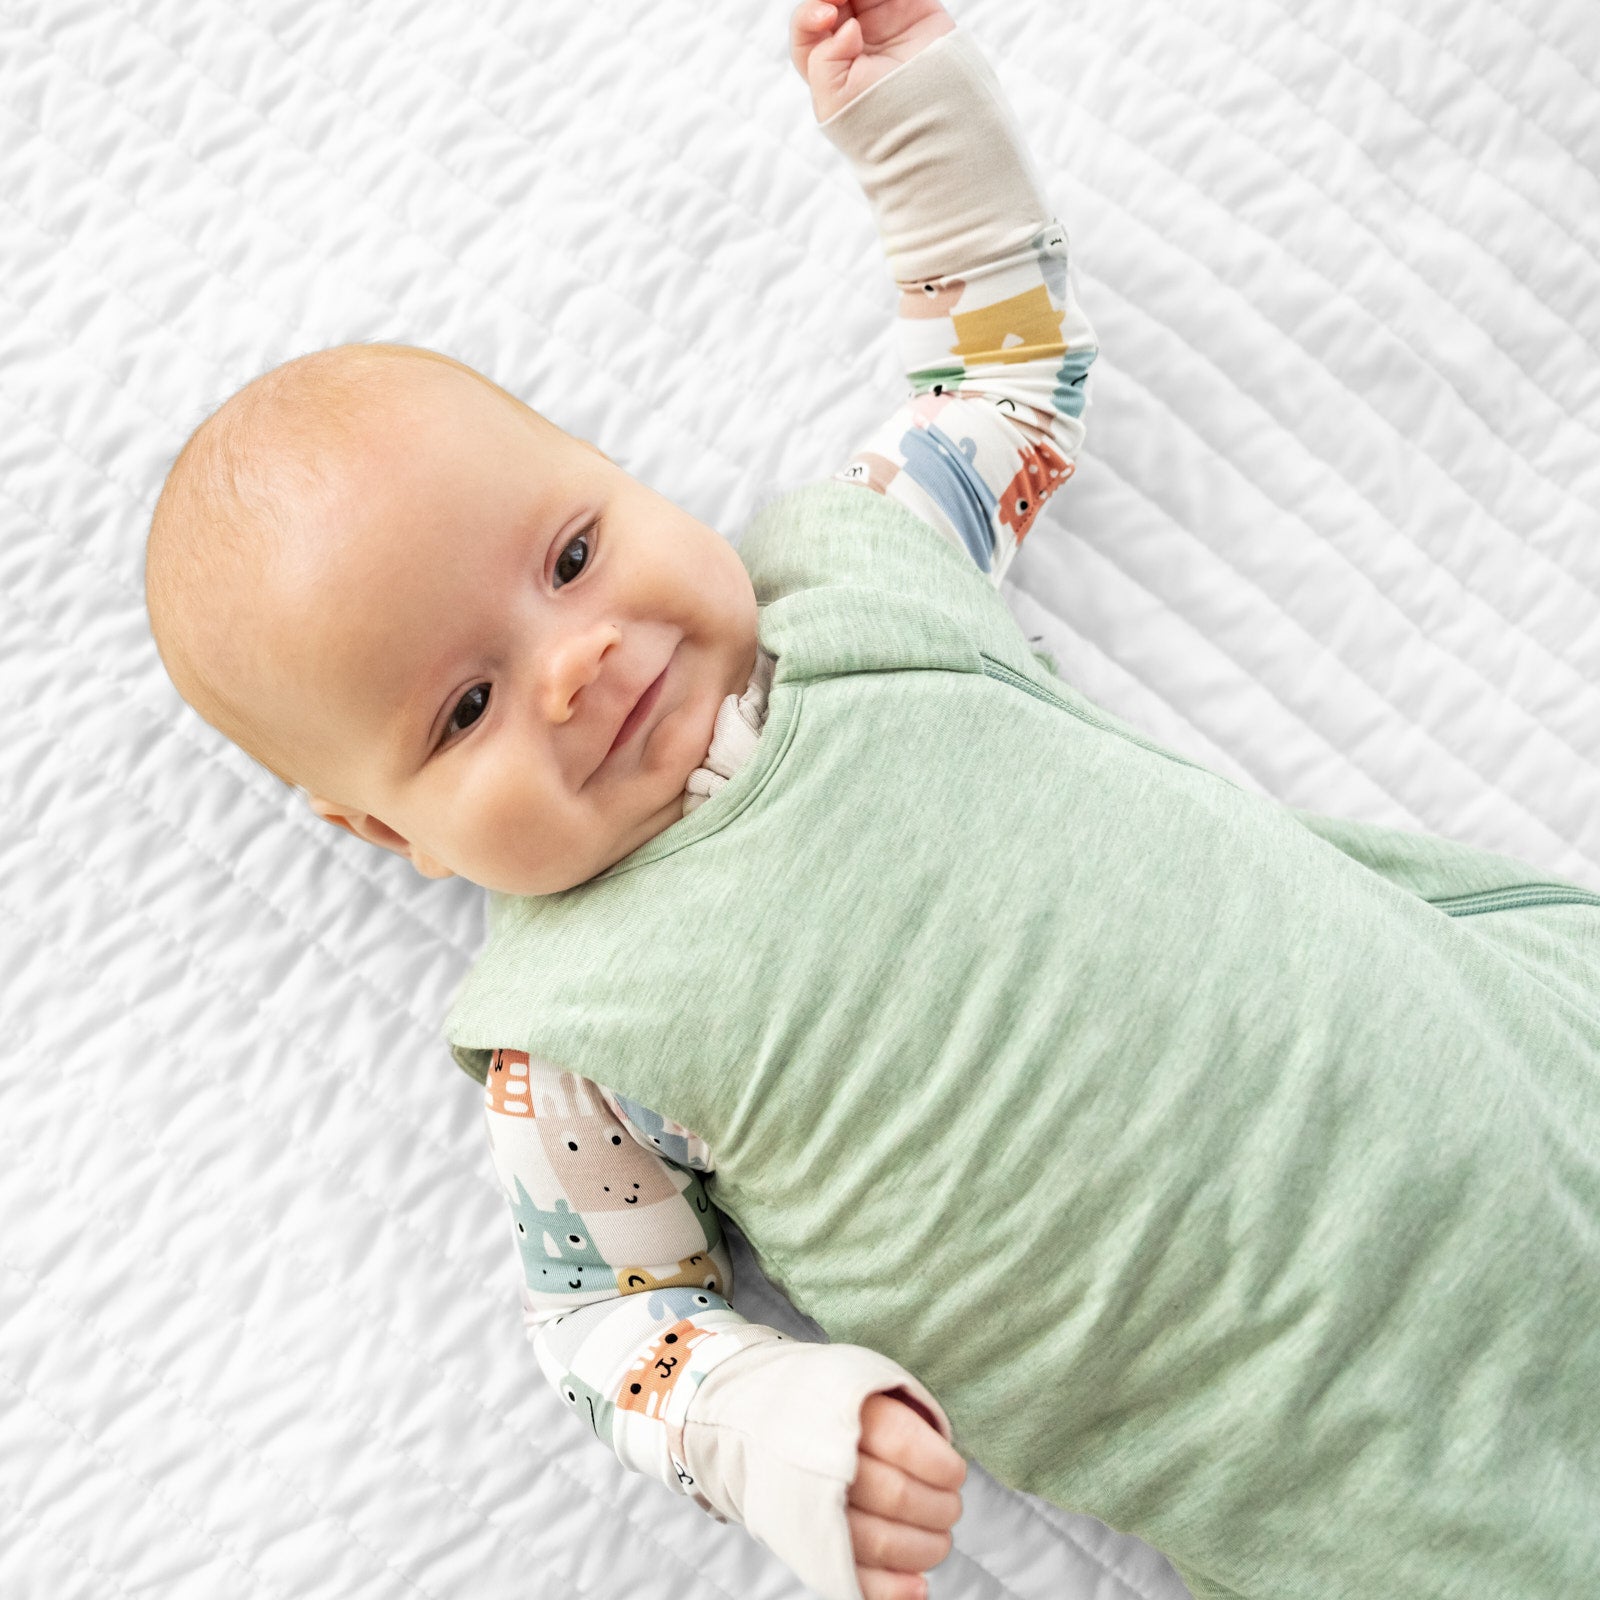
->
[447, 480, 1600, 1600]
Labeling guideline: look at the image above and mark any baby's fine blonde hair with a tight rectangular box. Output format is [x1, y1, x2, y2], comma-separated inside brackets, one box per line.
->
[144, 342, 539, 786]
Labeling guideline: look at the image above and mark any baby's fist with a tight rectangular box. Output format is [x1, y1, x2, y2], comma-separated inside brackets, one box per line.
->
[849, 1389, 966, 1600]
[790, 0, 957, 124]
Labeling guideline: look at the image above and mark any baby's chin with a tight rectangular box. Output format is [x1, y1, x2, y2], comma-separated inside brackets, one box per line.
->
[658, 664, 725, 780]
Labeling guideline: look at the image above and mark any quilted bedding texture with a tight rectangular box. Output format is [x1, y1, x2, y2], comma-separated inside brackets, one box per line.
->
[1, 1, 1596, 1597]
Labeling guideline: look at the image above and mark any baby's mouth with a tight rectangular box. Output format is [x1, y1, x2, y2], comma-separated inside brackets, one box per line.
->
[606, 660, 669, 759]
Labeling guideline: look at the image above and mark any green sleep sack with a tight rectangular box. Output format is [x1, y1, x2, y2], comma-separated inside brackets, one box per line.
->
[447, 481, 1600, 1599]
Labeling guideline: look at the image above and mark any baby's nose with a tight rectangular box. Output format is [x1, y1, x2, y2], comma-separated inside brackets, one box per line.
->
[541, 622, 621, 724]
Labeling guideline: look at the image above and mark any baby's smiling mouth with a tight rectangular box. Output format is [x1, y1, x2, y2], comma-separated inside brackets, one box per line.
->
[605, 660, 669, 761]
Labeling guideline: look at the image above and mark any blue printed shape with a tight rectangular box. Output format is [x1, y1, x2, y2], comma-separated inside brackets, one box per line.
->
[1052, 346, 1097, 420]
[645, 1286, 728, 1323]
[1032, 223, 1070, 303]
[897, 422, 998, 572]
[510, 1177, 609, 1295]
[612, 1092, 693, 1168]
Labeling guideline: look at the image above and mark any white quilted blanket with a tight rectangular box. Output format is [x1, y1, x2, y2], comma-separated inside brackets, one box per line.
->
[2, 2, 1595, 1597]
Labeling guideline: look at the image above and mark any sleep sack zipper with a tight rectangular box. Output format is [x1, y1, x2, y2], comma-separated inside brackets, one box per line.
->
[978, 653, 1210, 774]
[980, 655, 1600, 919]
[1425, 882, 1600, 918]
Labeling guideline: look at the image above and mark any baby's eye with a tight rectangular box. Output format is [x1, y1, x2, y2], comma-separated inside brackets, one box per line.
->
[553, 531, 591, 589]
[446, 684, 490, 738]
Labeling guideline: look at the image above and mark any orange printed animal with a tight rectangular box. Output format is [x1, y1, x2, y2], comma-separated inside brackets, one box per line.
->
[485, 1048, 533, 1116]
[616, 1318, 715, 1419]
[999, 438, 1074, 544]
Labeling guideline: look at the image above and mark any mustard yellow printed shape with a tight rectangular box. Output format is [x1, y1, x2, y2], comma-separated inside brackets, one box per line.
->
[950, 283, 1067, 366]
[615, 1253, 725, 1297]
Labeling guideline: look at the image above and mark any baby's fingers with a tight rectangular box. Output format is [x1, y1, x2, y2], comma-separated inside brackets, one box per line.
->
[788, 0, 839, 77]
[849, 1452, 963, 1532]
[857, 1564, 933, 1600]
[859, 1391, 968, 1492]
[850, 1505, 953, 1585]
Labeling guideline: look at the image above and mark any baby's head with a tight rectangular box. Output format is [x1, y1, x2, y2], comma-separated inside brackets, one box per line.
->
[146, 343, 758, 895]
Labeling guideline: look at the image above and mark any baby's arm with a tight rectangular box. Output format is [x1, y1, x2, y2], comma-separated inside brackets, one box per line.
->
[480, 1050, 959, 1600]
[800, 3, 1098, 586]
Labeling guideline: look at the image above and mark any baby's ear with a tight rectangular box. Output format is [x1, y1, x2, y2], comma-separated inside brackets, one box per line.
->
[304, 791, 397, 850]
[302, 791, 453, 880]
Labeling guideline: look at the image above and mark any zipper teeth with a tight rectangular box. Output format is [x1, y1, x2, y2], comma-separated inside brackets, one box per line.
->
[1428, 883, 1600, 918]
[981, 658, 1600, 922]
[979, 656, 1209, 774]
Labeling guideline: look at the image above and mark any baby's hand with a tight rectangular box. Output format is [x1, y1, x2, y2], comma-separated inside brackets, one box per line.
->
[790, 0, 957, 124]
[849, 1390, 966, 1600]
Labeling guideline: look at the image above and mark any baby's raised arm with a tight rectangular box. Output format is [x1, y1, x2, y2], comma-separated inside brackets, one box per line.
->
[800, 1, 1099, 585]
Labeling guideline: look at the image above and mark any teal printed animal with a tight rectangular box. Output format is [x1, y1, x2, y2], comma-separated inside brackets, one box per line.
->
[1052, 346, 1095, 419]
[555, 1368, 615, 1446]
[1029, 222, 1095, 418]
[509, 1177, 609, 1295]
[687, 1177, 721, 1252]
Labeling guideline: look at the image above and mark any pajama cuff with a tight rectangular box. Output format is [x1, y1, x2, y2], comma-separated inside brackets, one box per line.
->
[681, 1338, 956, 1600]
[819, 29, 1057, 285]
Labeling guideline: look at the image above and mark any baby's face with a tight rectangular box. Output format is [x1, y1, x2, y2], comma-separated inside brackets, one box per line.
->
[265, 364, 758, 895]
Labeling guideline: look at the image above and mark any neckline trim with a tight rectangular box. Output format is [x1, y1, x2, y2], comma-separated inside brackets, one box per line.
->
[589, 615, 798, 882]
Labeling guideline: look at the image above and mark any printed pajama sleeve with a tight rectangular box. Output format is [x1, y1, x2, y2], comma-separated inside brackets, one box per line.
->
[820, 28, 1099, 589]
[481, 1050, 950, 1600]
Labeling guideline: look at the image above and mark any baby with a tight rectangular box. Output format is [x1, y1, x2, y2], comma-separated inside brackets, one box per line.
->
[145, 4, 1600, 1600]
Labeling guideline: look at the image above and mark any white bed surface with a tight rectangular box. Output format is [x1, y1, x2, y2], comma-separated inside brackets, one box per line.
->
[2, 1, 1596, 1596]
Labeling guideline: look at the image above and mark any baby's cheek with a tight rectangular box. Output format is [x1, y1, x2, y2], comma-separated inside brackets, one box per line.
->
[658, 686, 718, 782]
[445, 765, 559, 890]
